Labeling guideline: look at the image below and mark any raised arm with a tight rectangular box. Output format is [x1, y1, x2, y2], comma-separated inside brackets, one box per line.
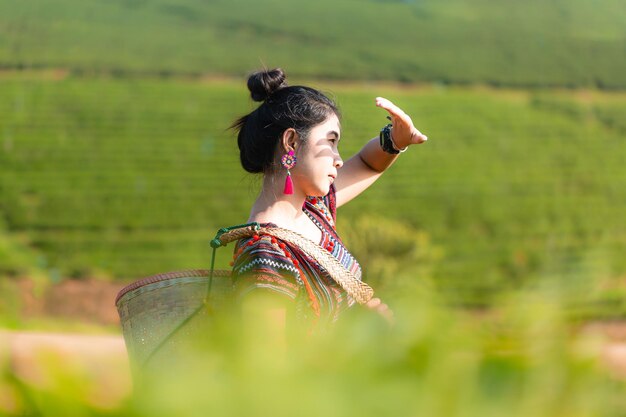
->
[334, 97, 428, 207]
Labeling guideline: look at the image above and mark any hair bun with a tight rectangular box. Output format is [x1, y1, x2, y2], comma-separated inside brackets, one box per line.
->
[247, 68, 287, 102]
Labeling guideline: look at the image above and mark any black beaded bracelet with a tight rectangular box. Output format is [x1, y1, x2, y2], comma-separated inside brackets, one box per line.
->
[379, 124, 407, 154]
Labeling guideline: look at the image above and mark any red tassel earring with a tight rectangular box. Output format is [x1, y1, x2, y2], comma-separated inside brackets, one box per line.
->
[281, 150, 296, 195]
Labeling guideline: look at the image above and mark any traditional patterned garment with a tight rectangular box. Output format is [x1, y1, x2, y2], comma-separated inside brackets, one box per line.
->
[231, 184, 362, 327]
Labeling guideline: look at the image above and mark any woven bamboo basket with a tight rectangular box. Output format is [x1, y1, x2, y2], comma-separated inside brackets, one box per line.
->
[115, 269, 232, 368]
[115, 223, 375, 370]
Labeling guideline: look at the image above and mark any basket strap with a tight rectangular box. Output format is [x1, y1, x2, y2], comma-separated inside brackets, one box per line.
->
[216, 223, 374, 305]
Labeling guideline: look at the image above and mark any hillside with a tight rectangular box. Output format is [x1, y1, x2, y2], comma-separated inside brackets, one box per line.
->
[1, 74, 625, 308]
[0, 0, 624, 88]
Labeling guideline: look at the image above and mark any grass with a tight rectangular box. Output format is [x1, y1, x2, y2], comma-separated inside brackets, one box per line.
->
[1, 0, 625, 412]
[0, 0, 624, 88]
[1, 74, 625, 310]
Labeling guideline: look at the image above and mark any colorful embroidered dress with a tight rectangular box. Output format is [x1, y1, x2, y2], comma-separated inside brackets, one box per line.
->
[231, 184, 362, 326]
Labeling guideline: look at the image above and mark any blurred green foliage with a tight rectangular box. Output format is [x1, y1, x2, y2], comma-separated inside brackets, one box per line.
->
[0, 0, 624, 88]
[2, 280, 626, 416]
[339, 215, 442, 293]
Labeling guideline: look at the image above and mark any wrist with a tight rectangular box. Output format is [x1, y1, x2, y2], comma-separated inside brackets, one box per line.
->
[389, 129, 408, 153]
[379, 124, 407, 154]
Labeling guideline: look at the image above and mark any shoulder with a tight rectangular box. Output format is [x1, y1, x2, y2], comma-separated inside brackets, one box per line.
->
[231, 234, 302, 299]
[233, 235, 300, 274]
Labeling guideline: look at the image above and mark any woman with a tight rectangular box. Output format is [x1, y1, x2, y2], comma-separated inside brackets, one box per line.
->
[230, 68, 427, 332]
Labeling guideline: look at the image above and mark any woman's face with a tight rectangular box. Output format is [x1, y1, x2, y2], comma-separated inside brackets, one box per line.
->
[291, 114, 343, 197]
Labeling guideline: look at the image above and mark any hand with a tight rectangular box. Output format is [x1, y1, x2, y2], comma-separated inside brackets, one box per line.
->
[365, 297, 394, 325]
[375, 97, 428, 149]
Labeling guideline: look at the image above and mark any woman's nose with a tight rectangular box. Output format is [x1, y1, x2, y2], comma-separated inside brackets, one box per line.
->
[334, 155, 343, 169]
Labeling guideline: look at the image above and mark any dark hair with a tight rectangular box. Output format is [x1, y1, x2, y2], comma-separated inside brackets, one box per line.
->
[231, 68, 340, 174]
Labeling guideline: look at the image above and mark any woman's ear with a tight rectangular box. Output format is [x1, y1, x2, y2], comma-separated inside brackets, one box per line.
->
[280, 128, 298, 153]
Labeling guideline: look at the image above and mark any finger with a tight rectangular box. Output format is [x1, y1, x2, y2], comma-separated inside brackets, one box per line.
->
[366, 297, 382, 309]
[411, 130, 428, 143]
[379, 307, 395, 325]
[375, 97, 403, 117]
[378, 303, 391, 313]
[375, 97, 408, 120]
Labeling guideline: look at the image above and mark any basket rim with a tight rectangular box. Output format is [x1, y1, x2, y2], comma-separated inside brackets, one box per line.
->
[115, 269, 231, 306]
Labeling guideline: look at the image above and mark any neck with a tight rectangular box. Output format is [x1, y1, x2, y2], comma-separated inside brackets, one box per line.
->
[248, 173, 307, 226]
